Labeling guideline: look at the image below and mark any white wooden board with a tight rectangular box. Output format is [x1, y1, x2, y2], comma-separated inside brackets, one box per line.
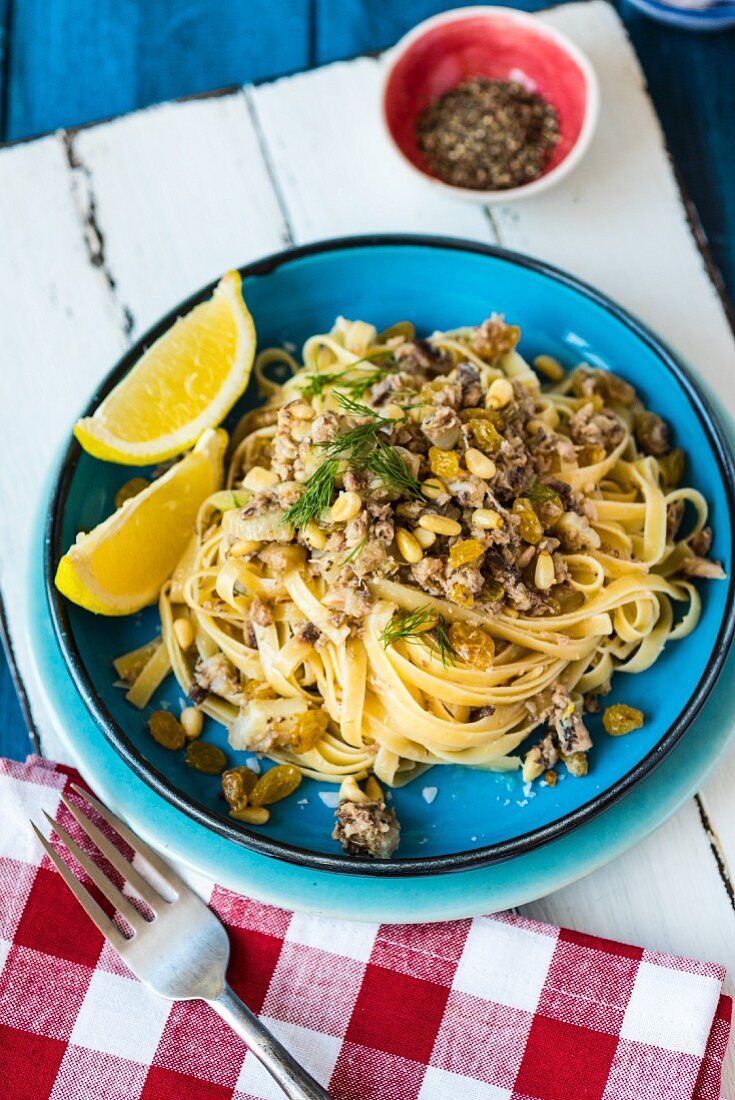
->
[1, 1, 734, 1090]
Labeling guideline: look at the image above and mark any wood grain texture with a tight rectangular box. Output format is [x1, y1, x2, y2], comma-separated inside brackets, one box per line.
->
[494, 4, 735, 424]
[71, 92, 290, 337]
[315, 0, 561, 61]
[3, 0, 311, 140]
[250, 57, 492, 241]
[0, 4, 734, 1087]
[623, 6, 735, 301]
[0, 135, 127, 762]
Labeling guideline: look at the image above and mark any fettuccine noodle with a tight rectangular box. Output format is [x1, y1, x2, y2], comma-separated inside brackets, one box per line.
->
[140, 310, 723, 840]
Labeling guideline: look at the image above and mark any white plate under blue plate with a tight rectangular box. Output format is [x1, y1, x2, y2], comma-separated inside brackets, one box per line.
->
[42, 239, 735, 879]
[25, 422, 735, 919]
[28, 466, 735, 922]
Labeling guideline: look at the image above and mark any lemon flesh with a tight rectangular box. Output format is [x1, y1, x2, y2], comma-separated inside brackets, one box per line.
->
[74, 271, 254, 465]
[55, 429, 227, 615]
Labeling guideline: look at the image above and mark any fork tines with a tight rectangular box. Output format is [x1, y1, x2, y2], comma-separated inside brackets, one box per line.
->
[31, 784, 181, 948]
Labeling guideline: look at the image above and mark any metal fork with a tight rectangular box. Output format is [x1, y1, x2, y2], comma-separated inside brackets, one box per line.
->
[32, 785, 331, 1100]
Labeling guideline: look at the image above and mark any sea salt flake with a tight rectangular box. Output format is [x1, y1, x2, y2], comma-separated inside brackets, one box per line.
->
[422, 786, 438, 805]
[246, 757, 261, 774]
[318, 791, 340, 808]
[297, 798, 309, 806]
[517, 799, 529, 808]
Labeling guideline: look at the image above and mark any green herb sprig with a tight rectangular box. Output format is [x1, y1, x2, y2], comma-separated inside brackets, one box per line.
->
[281, 458, 339, 530]
[282, 391, 424, 530]
[297, 349, 396, 402]
[367, 439, 424, 499]
[339, 535, 367, 567]
[380, 605, 456, 667]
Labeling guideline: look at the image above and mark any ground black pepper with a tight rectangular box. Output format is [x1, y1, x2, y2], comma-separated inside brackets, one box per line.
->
[415, 77, 560, 191]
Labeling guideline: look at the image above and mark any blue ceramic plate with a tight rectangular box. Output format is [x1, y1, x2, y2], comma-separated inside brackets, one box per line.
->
[624, 0, 735, 31]
[45, 236, 735, 877]
[25, 555, 735, 919]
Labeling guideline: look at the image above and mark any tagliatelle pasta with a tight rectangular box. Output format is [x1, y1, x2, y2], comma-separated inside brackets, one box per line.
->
[122, 311, 724, 857]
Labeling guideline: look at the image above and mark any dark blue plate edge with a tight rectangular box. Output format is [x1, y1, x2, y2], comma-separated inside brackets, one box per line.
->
[43, 232, 735, 878]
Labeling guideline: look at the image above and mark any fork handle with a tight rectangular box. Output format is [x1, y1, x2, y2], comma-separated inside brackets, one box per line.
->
[207, 984, 332, 1099]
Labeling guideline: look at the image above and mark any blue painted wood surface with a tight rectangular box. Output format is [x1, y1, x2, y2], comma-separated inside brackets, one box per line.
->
[1, 0, 733, 761]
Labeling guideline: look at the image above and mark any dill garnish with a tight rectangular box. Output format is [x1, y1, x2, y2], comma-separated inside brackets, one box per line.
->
[432, 616, 457, 667]
[342, 366, 395, 400]
[297, 350, 395, 401]
[334, 392, 396, 419]
[367, 439, 425, 499]
[339, 535, 367, 567]
[380, 605, 436, 648]
[317, 395, 397, 464]
[284, 389, 424, 529]
[281, 458, 339, 530]
[380, 605, 456, 667]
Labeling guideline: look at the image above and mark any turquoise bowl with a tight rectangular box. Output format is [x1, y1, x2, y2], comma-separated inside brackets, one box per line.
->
[45, 236, 735, 876]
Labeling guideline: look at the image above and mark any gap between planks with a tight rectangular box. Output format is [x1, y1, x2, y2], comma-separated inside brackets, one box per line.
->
[1, 5, 735, 1086]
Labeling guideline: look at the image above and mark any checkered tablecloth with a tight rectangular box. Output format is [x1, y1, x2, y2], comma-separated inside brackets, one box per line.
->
[0, 756, 730, 1099]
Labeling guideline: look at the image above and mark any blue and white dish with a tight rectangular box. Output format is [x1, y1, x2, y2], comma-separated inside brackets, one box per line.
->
[625, 0, 735, 31]
[44, 236, 735, 877]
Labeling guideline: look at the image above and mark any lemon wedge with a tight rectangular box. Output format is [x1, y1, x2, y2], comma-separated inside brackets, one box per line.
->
[55, 429, 227, 615]
[74, 271, 254, 465]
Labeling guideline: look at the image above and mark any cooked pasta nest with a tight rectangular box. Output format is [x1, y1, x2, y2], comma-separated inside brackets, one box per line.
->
[121, 312, 724, 841]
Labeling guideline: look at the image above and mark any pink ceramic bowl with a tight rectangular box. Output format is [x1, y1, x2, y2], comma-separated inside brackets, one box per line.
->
[382, 6, 599, 203]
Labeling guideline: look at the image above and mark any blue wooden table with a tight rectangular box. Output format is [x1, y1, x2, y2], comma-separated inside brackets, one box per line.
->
[1, 0, 733, 761]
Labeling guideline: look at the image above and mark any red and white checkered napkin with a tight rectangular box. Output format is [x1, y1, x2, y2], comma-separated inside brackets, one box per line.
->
[0, 757, 730, 1100]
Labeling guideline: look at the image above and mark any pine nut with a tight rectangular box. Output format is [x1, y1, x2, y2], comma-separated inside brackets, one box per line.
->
[396, 528, 424, 564]
[382, 402, 405, 421]
[421, 478, 446, 501]
[242, 465, 279, 491]
[527, 418, 544, 434]
[465, 448, 497, 479]
[486, 377, 514, 409]
[535, 551, 555, 590]
[472, 508, 504, 530]
[303, 521, 327, 550]
[419, 514, 462, 537]
[180, 707, 203, 740]
[229, 538, 261, 557]
[413, 526, 436, 550]
[230, 805, 270, 825]
[330, 490, 362, 523]
[534, 354, 565, 382]
[522, 755, 544, 782]
[339, 776, 368, 803]
[365, 775, 383, 802]
[173, 617, 194, 650]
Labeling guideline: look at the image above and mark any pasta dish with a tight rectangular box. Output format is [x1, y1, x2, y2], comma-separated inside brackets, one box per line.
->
[123, 313, 724, 858]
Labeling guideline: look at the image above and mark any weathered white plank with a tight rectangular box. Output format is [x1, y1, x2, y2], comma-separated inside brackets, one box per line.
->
[497, 4, 735, 421]
[1, 11, 734, 1090]
[249, 60, 493, 243]
[525, 798, 735, 1096]
[0, 135, 128, 758]
[0, 94, 289, 759]
[72, 92, 289, 336]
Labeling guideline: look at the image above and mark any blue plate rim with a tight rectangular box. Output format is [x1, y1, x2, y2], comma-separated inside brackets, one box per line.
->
[44, 232, 735, 877]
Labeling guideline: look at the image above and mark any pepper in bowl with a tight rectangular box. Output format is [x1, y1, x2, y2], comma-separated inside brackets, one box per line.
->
[382, 6, 599, 203]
